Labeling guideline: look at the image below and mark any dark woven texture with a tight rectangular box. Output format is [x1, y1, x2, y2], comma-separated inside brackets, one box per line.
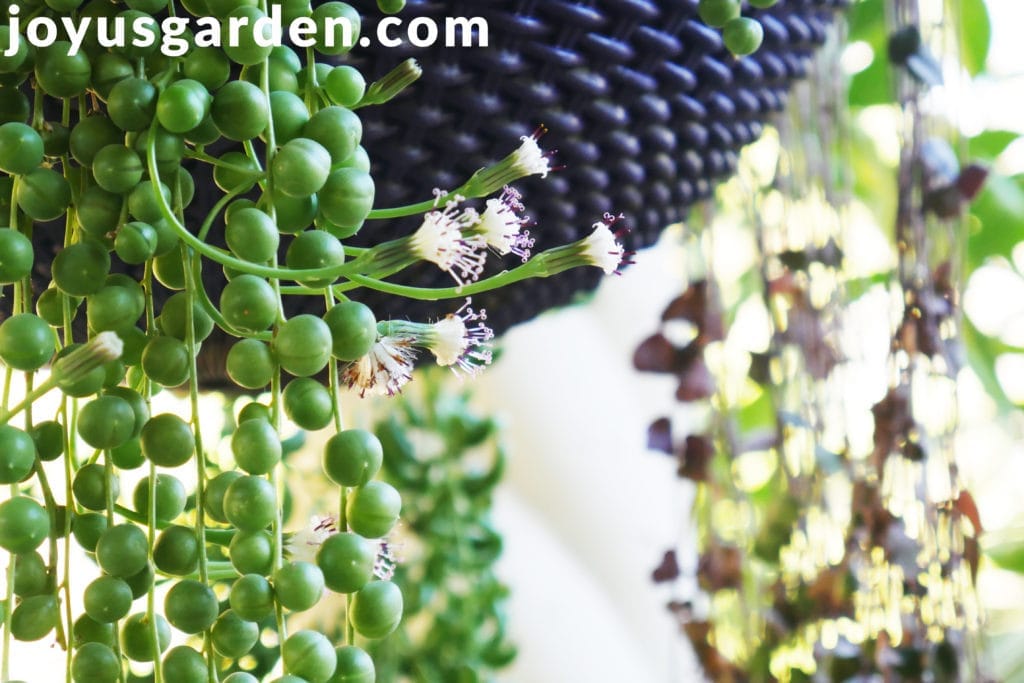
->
[342, 0, 843, 333]
[8, 0, 844, 387]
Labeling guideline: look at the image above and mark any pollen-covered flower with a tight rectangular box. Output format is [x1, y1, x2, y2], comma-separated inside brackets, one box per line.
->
[476, 186, 534, 262]
[284, 515, 338, 563]
[342, 336, 418, 398]
[381, 300, 495, 377]
[409, 198, 488, 287]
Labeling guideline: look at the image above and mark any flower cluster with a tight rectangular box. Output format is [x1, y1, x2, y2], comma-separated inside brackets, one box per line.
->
[409, 197, 488, 288]
[284, 515, 339, 563]
[374, 540, 399, 581]
[534, 212, 634, 278]
[342, 299, 496, 397]
[407, 185, 539, 287]
[335, 136, 629, 401]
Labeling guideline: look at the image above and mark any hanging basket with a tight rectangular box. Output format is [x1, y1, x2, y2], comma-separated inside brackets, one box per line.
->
[343, 0, 845, 331]
[14, 0, 846, 387]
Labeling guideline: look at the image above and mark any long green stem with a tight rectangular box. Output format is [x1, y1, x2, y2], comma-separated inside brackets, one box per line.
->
[254, 8, 289, 671]
[60, 400, 75, 682]
[186, 251, 272, 342]
[52, 108, 80, 675]
[3, 218, 27, 678]
[183, 149, 270, 178]
[139, 244, 163, 683]
[197, 179, 252, 243]
[0, 375, 61, 424]
[366, 196, 451, 221]
[0, 278, 22, 677]
[143, 123, 359, 285]
[177, 158, 217, 678]
[323, 293, 353, 645]
[60, 220, 76, 683]
[111, 504, 235, 544]
[1, 484, 15, 681]
[178, 141, 282, 344]
[338, 264, 540, 301]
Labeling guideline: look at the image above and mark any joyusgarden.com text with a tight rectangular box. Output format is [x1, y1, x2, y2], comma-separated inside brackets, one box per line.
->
[3, 5, 490, 57]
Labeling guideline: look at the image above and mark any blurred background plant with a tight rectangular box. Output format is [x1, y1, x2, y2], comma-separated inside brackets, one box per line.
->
[365, 370, 515, 682]
[623, 0, 1024, 679]
[355, 0, 1024, 679]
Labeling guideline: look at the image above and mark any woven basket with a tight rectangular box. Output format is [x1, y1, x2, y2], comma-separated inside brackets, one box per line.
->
[344, 0, 843, 331]
[12, 0, 845, 387]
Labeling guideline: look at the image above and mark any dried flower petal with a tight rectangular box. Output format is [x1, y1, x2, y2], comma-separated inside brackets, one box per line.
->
[343, 337, 418, 398]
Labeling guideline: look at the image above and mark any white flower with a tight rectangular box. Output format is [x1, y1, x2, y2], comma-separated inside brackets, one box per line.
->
[409, 199, 488, 287]
[510, 128, 552, 179]
[477, 186, 534, 262]
[428, 300, 494, 375]
[463, 127, 556, 197]
[53, 331, 125, 388]
[286, 516, 401, 580]
[343, 336, 418, 398]
[581, 214, 629, 275]
[284, 515, 338, 563]
[382, 300, 495, 376]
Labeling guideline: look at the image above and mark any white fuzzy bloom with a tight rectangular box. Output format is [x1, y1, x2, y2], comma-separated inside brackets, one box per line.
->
[343, 336, 418, 398]
[88, 331, 125, 362]
[409, 199, 488, 287]
[428, 300, 494, 375]
[430, 316, 472, 367]
[463, 127, 555, 197]
[511, 130, 552, 179]
[581, 215, 628, 275]
[477, 186, 534, 262]
[284, 516, 338, 563]
[53, 331, 124, 387]
[286, 516, 400, 580]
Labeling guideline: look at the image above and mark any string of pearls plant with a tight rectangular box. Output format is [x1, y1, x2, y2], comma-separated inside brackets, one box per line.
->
[0, 0, 628, 680]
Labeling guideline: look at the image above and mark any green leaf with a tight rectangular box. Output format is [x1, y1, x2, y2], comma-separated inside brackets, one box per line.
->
[984, 532, 1024, 573]
[969, 130, 1021, 162]
[846, 0, 894, 108]
[968, 174, 1024, 270]
[849, 122, 898, 229]
[846, 273, 892, 300]
[849, 55, 894, 108]
[846, 0, 885, 44]
[958, 0, 991, 76]
[962, 318, 1013, 409]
